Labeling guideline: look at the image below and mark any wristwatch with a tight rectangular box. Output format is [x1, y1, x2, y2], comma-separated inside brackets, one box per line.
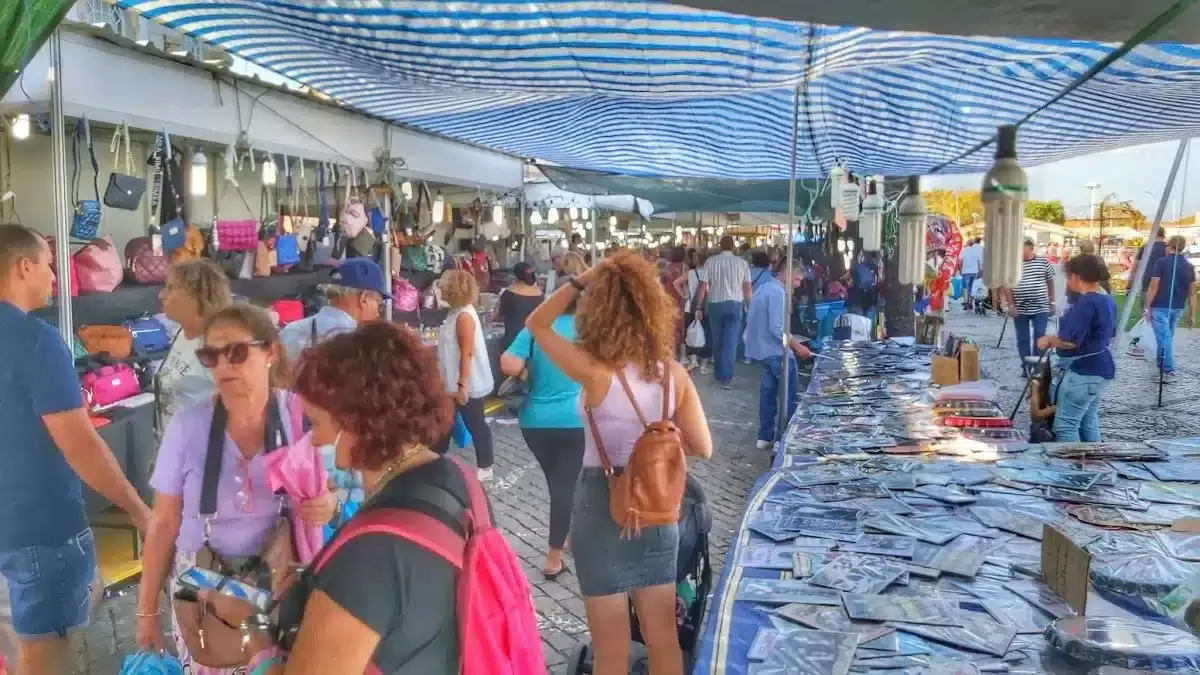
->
[568, 276, 586, 292]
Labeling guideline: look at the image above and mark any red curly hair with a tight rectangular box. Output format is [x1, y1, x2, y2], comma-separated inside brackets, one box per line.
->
[577, 248, 678, 381]
[293, 322, 453, 470]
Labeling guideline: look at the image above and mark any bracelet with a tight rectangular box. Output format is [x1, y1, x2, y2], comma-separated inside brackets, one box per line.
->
[135, 609, 161, 618]
[568, 276, 585, 292]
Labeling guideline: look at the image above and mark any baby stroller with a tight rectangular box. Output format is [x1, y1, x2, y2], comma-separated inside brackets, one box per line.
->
[566, 474, 714, 675]
[970, 278, 994, 316]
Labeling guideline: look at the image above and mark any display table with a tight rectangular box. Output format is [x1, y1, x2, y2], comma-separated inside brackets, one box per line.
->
[692, 341, 1200, 675]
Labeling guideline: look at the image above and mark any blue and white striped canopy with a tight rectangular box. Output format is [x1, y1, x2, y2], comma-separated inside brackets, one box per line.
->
[114, 1, 1200, 180]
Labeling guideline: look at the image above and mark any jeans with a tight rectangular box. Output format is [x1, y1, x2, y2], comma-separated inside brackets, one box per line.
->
[0, 529, 96, 637]
[1053, 370, 1111, 442]
[757, 354, 800, 443]
[434, 397, 494, 468]
[707, 301, 744, 384]
[960, 273, 977, 307]
[1150, 308, 1185, 373]
[521, 427, 585, 549]
[1014, 312, 1050, 360]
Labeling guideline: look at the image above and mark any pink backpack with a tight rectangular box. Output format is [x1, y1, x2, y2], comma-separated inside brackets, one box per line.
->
[392, 277, 419, 313]
[314, 457, 544, 675]
[74, 236, 123, 293]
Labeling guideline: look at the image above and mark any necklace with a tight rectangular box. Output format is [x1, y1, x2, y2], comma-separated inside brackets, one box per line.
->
[366, 446, 434, 498]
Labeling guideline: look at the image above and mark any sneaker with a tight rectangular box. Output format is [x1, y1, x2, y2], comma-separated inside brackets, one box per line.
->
[477, 466, 495, 482]
[699, 363, 710, 375]
[756, 440, 773, 450]
[1163, 371, 1179, 384]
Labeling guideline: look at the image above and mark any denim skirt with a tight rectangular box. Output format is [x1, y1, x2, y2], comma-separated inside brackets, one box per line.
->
[572, 468, 679, 597]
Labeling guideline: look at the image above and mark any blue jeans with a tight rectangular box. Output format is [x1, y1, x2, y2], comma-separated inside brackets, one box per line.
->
[1053, 370, 1111, 442]
[0, 528, 96, 637]
[1150, 308, 1185, 373]
[1014, 312, 1050, 360]
[757, 354, 800, 443]
[707, 301, 743, 384]
[960, 274, 977, 306]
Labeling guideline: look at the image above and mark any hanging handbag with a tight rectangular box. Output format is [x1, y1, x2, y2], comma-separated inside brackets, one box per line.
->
[172, 396, 298, 669]
[104, 123, 146, 210]
[71, 116, 102, 239]
[161, 218, 187, 255]
[75, 236, 124, 293]
[338, 167, 369, 239]
[274, 160, 301, 267]
[125, 236, 169, 285]
[47, 237, 80, 297]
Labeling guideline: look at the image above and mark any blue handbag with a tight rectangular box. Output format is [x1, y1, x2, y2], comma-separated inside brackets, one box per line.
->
[369, 206, 386, 236]
[161, 217, 187, 254]
[275, 234, 300, 265]
[124, 315, 171, 356]
[71, 116, 102, 239]
[119, 651, 183, 675]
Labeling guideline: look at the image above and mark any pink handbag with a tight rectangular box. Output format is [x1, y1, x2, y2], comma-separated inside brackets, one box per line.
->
[338, 168, 369, 239]
[80, 364, 140, 408]
[214, 219, 259, 252]
[74, 237, 123, 293]
[392, 277, 419, 312]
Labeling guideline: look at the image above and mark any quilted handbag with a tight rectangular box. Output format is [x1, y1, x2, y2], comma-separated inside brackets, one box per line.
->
[271, 299, 305, 326]
[77, 325, 133, 359]
[161, 218, 187, 254]
[125, 237, 169, 285]
[103, 123, 145, 211]
[214, 219, 259, 252]
[74, 237, 123, 293]
[71, 116, 102, 239]
[123, 316, 171, 356]
[81, 364, 141, 408]
[46, 237, 79, 297]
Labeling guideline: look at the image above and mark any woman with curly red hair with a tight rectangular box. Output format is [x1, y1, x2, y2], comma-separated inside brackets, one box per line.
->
[526, 249, 713, 675]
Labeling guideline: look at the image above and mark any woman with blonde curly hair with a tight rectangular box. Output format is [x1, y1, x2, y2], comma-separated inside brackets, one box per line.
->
[434, 269, 496, 480]
[526, 249, 713, 675]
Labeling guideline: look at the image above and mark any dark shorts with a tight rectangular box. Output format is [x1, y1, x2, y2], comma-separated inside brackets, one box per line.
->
[572, 469, 679, 597]
[0, 529, 96, 638]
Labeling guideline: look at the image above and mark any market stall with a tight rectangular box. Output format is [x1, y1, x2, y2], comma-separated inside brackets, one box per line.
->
[692, 340, 1200, 675]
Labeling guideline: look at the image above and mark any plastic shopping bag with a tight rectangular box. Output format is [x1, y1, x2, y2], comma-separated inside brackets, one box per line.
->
[452, 412, 472, 449]
[1126, 318, 1157, 360]
[685, 319, 707, 349]
[119, 651, 183, 675]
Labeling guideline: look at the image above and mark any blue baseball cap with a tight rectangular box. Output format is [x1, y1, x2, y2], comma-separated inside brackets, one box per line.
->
[329, 258, 392, 298]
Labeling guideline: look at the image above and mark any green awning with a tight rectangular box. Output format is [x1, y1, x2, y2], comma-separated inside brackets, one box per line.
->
[1, 1, 74, 100]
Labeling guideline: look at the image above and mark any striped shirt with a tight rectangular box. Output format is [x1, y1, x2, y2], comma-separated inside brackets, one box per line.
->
[701, 251, 751, 303]
[1012, 256, 1054, 315]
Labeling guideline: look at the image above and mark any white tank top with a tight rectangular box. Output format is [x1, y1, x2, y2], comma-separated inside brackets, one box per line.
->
[438, 305, 495, 399]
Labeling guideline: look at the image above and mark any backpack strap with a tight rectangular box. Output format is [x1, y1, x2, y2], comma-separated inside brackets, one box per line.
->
[613, 369, 649, 427]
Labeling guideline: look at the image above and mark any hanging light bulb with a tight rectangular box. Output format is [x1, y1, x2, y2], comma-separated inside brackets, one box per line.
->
[582, 207, 590, 220]
[9, 114, 30, 140]
[982, 124, 1028, 289]
[896, 177, 927, 286]
[400, 180, 413, 200]
[189, 152, 209, 196]
[568, 206, 579, 220]
[261, 156, 278, 186]
[608, 214, 618, 227]
[492, 203, 504, 226]
[829, 166, 845, 209]
[530, 210, 543, 226]
[859, 179, 884, 252]
[432, 192, 446, 224]
[547, 208, 560, 225]
[840, 174, 861, 221]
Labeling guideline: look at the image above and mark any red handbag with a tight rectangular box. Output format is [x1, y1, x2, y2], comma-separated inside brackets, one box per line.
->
[271, 299, 305, 326]
[214, 219, 259, 252]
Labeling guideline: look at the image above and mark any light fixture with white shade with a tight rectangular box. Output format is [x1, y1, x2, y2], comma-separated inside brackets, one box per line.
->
[400, 180, 413, 200]
[530, 210, 543, 226]
[608, 214, 618, 227]
[829, 166, 845, 209]
[859, 179, 884, 252]
[9, 114, 30, 140]
[582, 207, 589, 220]
[568, 206, 579, 220]
[896, 177, 927, 286]
[547, 208, 560, 224]
[189, 152, 209, 196]
[982, 124, 1028, 289]
[492, 203, 505, 226]
[432, 192, 446, 224]
[261, 156, 278, 186]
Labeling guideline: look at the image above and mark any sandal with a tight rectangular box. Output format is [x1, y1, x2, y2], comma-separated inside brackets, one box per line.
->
[543, 563, 570, 581]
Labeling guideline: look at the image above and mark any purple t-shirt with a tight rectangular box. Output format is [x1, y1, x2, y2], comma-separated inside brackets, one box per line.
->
[150, 392, 300, 557]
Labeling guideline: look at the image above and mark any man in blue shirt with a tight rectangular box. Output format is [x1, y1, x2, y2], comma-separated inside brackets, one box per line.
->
[0, 225, 149, 674]
[279, 258, 390, 361]
[744, 260, 813, 450]
[1144, 235, 1196, 383]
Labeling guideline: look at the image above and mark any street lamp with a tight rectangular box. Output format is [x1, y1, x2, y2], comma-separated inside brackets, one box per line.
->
[1084, 182, 1100, 243]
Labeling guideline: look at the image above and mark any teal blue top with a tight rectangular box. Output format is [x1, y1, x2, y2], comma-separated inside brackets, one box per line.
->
[505, 316, 583, 429]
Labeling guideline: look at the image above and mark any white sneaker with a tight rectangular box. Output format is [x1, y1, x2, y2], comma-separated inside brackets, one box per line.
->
[756, 440, 772, 450]
[699, 363, 710, 375]
[1163, 371, 1179, 384]
[477, 467, 495, 482]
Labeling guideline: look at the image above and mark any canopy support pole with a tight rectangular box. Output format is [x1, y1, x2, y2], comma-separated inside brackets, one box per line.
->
[382, 190, 393, 322]
[519, 197, 526, 261]
[590, 197, 597, 256]
[1118, 137, 1189, 344]
[50, 29, 72, 345]
[777, 84, 801, 438]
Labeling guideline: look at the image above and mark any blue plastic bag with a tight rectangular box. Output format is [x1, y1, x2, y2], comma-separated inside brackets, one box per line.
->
[451, 412, 472, 449]
[119, 651, 183, 675]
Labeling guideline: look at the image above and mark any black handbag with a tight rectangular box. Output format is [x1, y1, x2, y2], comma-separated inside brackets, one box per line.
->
[103, 123, 145, 211]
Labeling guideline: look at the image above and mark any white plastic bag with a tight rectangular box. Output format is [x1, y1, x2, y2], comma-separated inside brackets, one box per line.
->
[685, 319, 706, 349]
[1126, 318, 1157, 360]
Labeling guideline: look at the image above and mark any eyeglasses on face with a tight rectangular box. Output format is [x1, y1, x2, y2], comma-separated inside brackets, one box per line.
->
[196, 341, 267, 368]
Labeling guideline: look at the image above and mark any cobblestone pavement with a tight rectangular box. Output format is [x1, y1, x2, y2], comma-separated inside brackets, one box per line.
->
[943, 303, 1200, 440]
[74, 363, 774, 674]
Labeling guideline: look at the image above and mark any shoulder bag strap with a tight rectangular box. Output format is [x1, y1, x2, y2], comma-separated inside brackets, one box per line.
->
[583, 399, 615, 473]
[310, 318, 319, 347]
[613, 368, 650, 427]
[82, 116, 99, 201]
[200, 399, 228, 518]
[314, 507, 465, 574]
[71, 120, 82, 204]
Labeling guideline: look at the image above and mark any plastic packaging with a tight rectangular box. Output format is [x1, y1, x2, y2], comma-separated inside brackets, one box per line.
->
[1045, 616, 1200, 672]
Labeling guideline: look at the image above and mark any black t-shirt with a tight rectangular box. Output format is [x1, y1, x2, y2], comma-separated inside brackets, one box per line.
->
[498, 289, 543, 351]
[278, 457, 469, 673]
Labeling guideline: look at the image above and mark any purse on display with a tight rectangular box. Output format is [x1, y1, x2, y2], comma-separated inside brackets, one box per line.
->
[103, 123, 146, 211]
[125, 237, 169, 285]
[254, 240, 275, 277]
[71, 116, 102, 240]
[46, 237, 79, 297]
[123, 315, 171, 356]
[275, 234, 300, 266]
[77, 325, 134, 360]
[74, 236, 124, 293]
[171, 224, 206, 263]
[338, 168, 369, 239]
[81, 364, 141, 409]
[213, 219, 259, 252]
[271, 299, 305, 326]
[161, 218, 187, 255]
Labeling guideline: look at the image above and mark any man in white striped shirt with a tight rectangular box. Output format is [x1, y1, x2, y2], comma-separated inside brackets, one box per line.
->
[695, 236, 752, 387]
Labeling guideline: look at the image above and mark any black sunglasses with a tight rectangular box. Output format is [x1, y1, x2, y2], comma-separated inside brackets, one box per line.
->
[196, 341, 267, 368]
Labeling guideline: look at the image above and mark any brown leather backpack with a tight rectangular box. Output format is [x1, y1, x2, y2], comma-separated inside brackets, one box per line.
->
[585, 367, 686, 537]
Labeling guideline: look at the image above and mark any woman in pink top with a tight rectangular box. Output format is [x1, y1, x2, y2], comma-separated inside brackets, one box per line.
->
[526, 250, 713, 675]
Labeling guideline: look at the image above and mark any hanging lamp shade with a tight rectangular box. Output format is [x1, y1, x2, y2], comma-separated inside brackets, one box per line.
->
[608, 214, 618, 227]
[859, 179, 884, 252]
[530, 209, 543, 226]
[492, 203, 505, 227]
[982, 125, 1028, 289]
[547, 208, 560, 225]
[829, 166, 845, 209]
[568, 206, 579, 220]
[261, 157, 278, 187]
[432, 193, 446, 224]
[400, 181, 413, 200]
[841, 174, 861, 220]
[896, 177, 927, 286]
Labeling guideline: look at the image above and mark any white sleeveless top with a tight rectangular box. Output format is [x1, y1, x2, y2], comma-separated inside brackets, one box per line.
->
[438, 305, 495, 399]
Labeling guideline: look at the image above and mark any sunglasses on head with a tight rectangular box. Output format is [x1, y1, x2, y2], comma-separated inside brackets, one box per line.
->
[196, 341, 267, 368]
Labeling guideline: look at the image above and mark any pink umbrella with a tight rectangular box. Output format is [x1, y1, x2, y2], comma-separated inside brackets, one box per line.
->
[263, 430, 328, 564]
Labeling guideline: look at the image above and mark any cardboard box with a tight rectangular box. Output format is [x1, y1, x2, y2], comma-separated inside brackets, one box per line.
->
[932, 354, 960, 386]
[958, 344, 980, 382]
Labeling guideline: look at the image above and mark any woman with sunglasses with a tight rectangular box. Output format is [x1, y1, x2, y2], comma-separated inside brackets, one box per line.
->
[135, 304, 337, 671]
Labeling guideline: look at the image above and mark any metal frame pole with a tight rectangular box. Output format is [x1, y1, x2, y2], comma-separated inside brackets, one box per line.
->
[590, 197, 597, 257]
[777, 84, 801, 437]
[519, 197, 527, 261]
[50, 30, 73, 345]
[1118, 138, 1189, 341]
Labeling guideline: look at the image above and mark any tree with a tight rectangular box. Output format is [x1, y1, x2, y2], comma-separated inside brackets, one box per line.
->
[922, 189, 982, 226]
[1099, 202, 1148, 230]
[1025, 200, 1066, 224]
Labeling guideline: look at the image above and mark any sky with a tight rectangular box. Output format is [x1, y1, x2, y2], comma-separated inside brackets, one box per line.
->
[926, 140, 1200, 222]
